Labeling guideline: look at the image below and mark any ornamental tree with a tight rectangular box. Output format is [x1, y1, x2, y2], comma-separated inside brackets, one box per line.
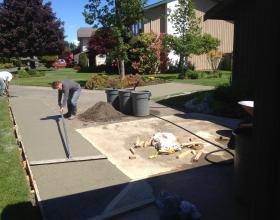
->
[130, 32, 167, 74]
[166, 0, 220, 76]
[84, 0, 147, 79]
[88, 28, 117, 56]
[0, 0, 65, 58]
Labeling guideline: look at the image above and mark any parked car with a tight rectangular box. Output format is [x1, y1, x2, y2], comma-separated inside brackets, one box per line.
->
[52, 59, 67, 68]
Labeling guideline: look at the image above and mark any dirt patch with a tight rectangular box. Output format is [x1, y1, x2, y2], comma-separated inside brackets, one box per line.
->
[78, 101, 123, 122]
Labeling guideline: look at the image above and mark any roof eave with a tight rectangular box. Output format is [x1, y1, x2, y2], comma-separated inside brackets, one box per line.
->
[144, 0, 175, 10]
[204, 0, 236, 21]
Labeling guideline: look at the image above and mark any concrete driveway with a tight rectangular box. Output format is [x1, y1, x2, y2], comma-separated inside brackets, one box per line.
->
[8, 84, 245, 220]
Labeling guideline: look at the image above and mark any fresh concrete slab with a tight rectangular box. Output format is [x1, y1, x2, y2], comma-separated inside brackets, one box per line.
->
[91, 180, 156, 220]
[9, 86, 131, 219]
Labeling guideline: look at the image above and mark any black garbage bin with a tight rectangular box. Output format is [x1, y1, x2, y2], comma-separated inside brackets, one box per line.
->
[105, 88, 119, 110]
[233, 126, 253, 205]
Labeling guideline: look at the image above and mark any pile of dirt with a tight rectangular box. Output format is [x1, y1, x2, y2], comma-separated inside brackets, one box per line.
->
[78, 101, 123, 122]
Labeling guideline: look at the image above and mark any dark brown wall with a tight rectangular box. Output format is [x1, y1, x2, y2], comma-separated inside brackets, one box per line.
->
[232, 2, 257, 97]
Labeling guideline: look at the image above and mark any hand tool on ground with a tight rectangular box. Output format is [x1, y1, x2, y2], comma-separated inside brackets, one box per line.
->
[30, 110, 107, 166]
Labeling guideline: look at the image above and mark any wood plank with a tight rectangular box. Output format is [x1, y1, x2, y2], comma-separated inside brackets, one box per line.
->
[30, 155, 107, 166]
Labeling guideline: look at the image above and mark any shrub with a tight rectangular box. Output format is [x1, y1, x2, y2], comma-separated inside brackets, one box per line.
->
[85, 74, 144, 89]
[12, 59, 22, 67]
[39, 55, 58, 67]
[130, 33, 167, 74]
[18, 68, 45, 78]
[186, 70, 199, 79]
[79, 53, 88, 69]
[121, 74, 144, 88]
[85, 74, 110, 89]
[178, 72, 186, 79]
[28, 69, 45, 77]
[18, 69, 30, 78]
[0, 63, 14, 68]
[207, 50, 223, 72]
[74, 65, 81, 71]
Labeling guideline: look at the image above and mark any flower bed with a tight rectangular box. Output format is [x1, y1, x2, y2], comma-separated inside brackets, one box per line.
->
[85, 74, 166, 89]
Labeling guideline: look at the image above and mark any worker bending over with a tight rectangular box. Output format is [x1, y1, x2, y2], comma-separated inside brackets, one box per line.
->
[52, 80, 81, 120]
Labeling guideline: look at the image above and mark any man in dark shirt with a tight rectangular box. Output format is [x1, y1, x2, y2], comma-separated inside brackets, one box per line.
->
[52, 80, 81, 120]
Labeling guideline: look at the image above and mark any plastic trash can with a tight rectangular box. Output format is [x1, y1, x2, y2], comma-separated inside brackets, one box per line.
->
[233, 126, 253, 205]
[105, 88, 119, 110]
[119, 89, 133, 115]
[131, 90, 151, 117]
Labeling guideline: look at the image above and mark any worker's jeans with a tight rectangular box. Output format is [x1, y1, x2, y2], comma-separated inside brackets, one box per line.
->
[0, 79, 6, 95]
[67, 89, 81, 116]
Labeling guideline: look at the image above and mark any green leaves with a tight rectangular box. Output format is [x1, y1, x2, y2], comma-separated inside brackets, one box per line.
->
[166, 0, 220, 73]
[0, 0, 65, 57]
[84, 0, 147, 76]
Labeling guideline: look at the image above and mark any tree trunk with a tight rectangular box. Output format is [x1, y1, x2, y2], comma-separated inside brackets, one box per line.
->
[120, 59, 125, 80]
[115, 0, 126, 80]
[178, 54, 184, 73]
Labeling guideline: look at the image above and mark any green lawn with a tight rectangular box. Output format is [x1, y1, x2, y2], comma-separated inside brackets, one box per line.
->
[153, 90, 210, 108]
[156, 70, 231, 87]
[12, 68, 93, 87]
[0, 97, 40, 220]
[11, 68, 231, 88]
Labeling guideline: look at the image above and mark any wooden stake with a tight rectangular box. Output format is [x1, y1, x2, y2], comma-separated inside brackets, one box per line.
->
[22, 160, 27, 169]
[176, 150, 192, 159]
[129, 147, 135, 155]
[193, 151, 203, 162]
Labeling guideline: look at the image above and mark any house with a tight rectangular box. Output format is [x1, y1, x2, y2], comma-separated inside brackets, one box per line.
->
[205, 0, 255, 93]
[75, 27, 106, 66]
[142, 0, 234, 70]
[205, 1, 280, 219]
[77, 27, 96, 52]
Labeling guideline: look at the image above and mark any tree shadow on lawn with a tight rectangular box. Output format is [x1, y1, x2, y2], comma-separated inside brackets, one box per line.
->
[1, 201, 41, 220]
[45, 81, 88, 88]
[156, 91, 210, 111]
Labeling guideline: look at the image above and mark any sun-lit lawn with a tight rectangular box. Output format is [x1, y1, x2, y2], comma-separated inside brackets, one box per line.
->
[156, 70, 231, 87]
[11, 68, 94, 87]
[11, 68, 231, 88]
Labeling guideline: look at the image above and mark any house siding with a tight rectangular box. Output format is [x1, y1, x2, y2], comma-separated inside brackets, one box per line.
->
[144, 4, 167, 34]
[190, 0, 234, 70]
[143, 0, 234, 70]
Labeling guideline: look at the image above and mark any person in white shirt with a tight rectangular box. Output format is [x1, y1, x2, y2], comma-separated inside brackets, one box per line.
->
[0, 71, 13, 96]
